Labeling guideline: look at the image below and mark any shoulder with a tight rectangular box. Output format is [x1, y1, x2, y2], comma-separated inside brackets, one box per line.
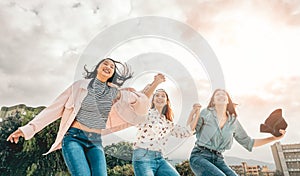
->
[107, 82, 119, 94]
[200, 108, 210, 116]
[72, 79, 91, 87]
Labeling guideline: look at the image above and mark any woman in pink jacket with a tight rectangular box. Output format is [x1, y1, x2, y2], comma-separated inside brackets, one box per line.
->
[7, 58, 165, 176]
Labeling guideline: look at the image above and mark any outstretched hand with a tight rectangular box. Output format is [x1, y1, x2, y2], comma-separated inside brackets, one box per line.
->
[273, 129, 286, 140]
[142, 73, 166, 98]
[153, 73, 165, 85]
[7, 129, 24, 144]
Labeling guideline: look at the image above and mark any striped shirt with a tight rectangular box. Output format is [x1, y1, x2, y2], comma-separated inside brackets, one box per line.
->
[75, 78, 119, 129]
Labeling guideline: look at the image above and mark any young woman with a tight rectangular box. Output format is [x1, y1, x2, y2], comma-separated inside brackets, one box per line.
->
[7, 58, 165, 176]
[132, 88, 201, 176]
[189, 89, 286, 176]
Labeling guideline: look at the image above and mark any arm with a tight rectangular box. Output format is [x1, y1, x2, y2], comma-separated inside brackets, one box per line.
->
[142, 73, 165, 98]
[233, 120, 255, 151]
[7, 81, 74, 143]
[170, 122, 194, 138]
[253, 130, 286, 147]
[186, 103, 201, 131]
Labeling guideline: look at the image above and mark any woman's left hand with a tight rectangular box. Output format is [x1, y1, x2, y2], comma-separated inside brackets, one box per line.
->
[273, 129, 286, 140]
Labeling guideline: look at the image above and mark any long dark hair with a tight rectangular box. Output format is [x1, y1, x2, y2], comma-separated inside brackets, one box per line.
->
[207, 89, 237, 117]
[83, 58, 133, 87]
[151, 89, 174, 122]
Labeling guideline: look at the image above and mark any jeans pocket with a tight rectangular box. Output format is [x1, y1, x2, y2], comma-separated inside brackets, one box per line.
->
[133, 149, 148, 161]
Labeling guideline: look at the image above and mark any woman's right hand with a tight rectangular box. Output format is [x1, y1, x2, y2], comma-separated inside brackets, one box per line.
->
[153, 73, 165, 85]
[187, 103, 202, 130]
[7, 129, 24, 144]
[192, 103, 201, 115]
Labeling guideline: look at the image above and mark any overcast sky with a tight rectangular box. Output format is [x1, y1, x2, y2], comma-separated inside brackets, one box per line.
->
[1, 0, 300, 164]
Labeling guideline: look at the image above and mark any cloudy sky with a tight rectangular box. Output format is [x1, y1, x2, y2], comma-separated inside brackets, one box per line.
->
[1, 0, 300, 164]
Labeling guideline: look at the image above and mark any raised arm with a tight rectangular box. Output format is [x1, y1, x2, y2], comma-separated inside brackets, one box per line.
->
[253, 129, 286, 147]
[142, 73, 165, 98]
[7, 81, 74, 143]
[186, 103, 201, 131]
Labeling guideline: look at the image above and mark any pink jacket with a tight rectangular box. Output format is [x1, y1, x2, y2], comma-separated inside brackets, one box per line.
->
[19, 79, 150, 155]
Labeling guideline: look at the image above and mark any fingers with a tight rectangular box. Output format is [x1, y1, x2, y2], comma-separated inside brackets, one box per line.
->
[279, 129, 286, 135]
[193, 103, 201, 108]
[193, 103, 202, 111]
[7, 129, 22, 144]
[154, 73, 166, 83]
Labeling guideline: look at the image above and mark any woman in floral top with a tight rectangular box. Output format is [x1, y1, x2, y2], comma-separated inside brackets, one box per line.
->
[132, 88, 201, 176]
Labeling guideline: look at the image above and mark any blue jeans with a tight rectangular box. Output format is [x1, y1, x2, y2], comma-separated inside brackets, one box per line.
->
[189, 146, 237, 176]
[62, 127, 107, 176]
[132, 148, 180, 176]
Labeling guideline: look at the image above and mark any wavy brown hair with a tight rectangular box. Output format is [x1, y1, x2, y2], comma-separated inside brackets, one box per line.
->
[151, 89, 174, 122]
[207, 89, 237, 117]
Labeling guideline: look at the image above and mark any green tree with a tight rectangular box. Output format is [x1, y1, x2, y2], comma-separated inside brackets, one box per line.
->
[0, 109, 70, 176]
[105, 141, 133, 169]
[107, 164, 134, 176]
[175, 160, 195, 176]
[0, 114, 26, 175]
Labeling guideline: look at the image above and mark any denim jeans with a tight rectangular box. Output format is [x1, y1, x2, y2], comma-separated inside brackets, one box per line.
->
[62, 127, 107, 176]
[189, 146, 237, 176]
[132, 148, 180, 176]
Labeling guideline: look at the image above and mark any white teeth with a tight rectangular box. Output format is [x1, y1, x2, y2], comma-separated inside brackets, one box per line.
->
[103, 68, 110, 74]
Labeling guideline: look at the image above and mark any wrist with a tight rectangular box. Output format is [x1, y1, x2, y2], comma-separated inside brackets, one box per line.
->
[151, 81, 159, 87]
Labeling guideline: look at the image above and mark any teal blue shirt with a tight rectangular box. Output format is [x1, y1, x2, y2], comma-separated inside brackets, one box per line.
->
[194, 108, 254, 152]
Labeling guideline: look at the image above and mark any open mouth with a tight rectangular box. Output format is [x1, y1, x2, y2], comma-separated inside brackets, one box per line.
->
[155, 100, 165, 105]
[102, 68, 111, 74]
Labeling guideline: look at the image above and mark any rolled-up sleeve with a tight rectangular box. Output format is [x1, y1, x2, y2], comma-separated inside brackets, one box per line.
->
[233, 120, 255, 152]
[107, 90, 150, 130]
[170, 122, 194, 138]
[195, 109, 207, 133]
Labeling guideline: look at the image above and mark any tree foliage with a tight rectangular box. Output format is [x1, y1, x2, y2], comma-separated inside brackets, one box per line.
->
[0, 109, 69, 176]
[104, 141, 133, 169]
[175, 160, 195, 176]
[107, 164, 134, 176]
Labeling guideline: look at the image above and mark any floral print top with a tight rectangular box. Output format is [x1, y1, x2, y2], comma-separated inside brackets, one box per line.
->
[134, 109, 194, 153]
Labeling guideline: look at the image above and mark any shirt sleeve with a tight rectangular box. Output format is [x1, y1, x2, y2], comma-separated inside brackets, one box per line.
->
[19, 81, 74, 140]
[168, 121, 194, 138]
[194, 109, 207, 133]
[233, 119, 255, 152]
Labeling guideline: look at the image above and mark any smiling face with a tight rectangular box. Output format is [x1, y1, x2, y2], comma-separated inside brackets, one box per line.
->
[213, 90, 229, 105]
[152, 90, 168, 109]
[96, 59, 116, 82]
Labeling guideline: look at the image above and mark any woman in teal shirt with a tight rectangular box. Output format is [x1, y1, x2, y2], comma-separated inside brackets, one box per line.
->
[189, 89, 286, 176]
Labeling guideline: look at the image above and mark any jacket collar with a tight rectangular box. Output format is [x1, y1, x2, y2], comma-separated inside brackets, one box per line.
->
[79, 79, 93, 89]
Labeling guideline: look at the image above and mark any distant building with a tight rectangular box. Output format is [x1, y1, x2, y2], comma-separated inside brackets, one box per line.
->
[230, 162, 274, 176]
[260, 165, 276, 176]
[271, 142, 300, 176]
